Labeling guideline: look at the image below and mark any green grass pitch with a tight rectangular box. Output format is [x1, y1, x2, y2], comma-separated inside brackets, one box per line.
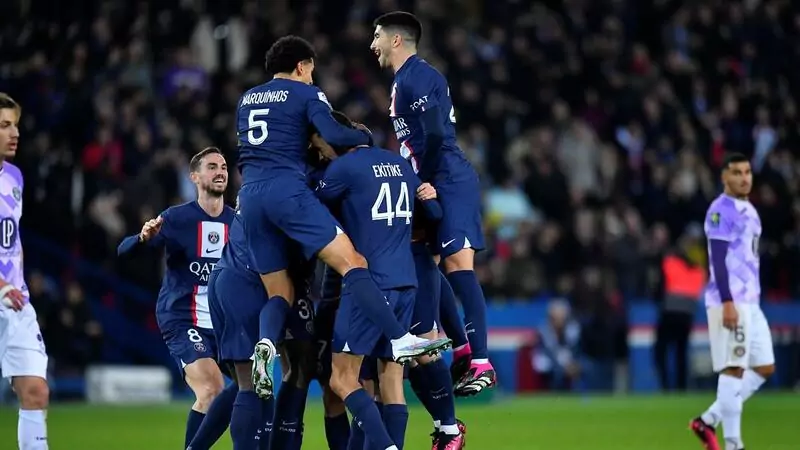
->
[0, 393, 796, 449]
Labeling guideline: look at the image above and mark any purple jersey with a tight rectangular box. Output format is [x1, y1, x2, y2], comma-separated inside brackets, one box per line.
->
[704, 194, 762, 306]
[0, 162, 26, 310]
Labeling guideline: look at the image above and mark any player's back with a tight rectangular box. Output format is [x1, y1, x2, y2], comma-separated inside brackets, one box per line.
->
[703, 194, 762, 306]
[237, 79, 322, 183]
[391, 55, 470, 179]
[319, 147, 417, 290]
[156, 201, 235, 328]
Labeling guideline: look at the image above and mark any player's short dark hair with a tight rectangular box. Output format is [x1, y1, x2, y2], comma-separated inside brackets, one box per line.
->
[265, 36, 317, 75]
[331, 110, 355, 128]
[0, 93, 21, 116]
[373, 11, 422, 46]
[721, 152, 749, 171]
[189, 146, 223, 172]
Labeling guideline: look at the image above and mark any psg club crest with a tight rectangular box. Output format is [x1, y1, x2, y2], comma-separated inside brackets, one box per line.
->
[194, 342, 206, 352]
[11, 187, 20, 202]
[207, 231, 220, 244]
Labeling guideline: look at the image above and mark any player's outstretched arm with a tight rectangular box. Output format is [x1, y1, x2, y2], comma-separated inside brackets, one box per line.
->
[415, 182, 442, 221]
[117, 216, 165, 255]
[307, 100, 372, 148]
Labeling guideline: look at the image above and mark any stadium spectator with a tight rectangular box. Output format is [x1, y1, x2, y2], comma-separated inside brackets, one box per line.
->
[532, 299, 581, 391]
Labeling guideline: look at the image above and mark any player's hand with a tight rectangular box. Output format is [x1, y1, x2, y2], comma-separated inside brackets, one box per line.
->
[139, 216, 163, 242]
[722, 301, 738, 331]
[354, 123, 374, 145]
[417, 183, 437, 201]
[311, 133, 338, 161]
[0, 280, 24, 311]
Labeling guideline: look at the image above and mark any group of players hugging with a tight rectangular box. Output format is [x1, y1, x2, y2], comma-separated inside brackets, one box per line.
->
[117, 12, 496, 450]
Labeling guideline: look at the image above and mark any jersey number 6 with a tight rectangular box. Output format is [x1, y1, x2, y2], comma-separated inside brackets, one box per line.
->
[247, 108, 270, 145]
[371, 182, 412, 226]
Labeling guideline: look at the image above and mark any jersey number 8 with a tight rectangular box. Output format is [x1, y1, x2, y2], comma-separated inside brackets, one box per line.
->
[371, 182, 412, 226]
[187, 328, 203, 343]
[247, 108, 270, 145]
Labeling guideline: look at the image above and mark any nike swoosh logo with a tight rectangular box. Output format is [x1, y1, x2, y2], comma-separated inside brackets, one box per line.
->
[205, 248, 219, 254]
[410, 322, 421, 330]
[442, 239, 456, 248]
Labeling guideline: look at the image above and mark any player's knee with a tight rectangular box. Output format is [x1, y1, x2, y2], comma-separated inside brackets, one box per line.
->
[443, 249, 474, 272]
[319, 234, 367, 274]
[193, 379, 224, 409]
[260, 270, 295, 302]
[720, 367, 745, 378]
[754, 364, 775, 379]
[14, 378, 49, 410]
[329, 367, 360, 400]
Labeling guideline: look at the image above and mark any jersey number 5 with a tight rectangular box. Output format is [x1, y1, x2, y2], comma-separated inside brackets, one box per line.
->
[371, 182, 412, 226]
[247, 108, 270, 145]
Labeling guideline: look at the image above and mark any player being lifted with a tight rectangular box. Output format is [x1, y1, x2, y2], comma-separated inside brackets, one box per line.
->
[117, 147, 237, 450]
[316, 110, 450, 450]
[235, 36, 451, 409]
[690, 153, 774, 450]
[370, 12, 496, 395]
[0, 93, 50, 450]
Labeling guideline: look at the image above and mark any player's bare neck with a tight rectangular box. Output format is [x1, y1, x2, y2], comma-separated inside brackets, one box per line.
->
[197, 195, 225, 217]
[273, 73, 303, 83]
[391, 49, 416, 73]
[723, 190, 747, 201]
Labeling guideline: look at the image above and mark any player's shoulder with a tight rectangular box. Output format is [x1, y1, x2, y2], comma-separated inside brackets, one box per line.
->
[407, 57, 445, 83]
[1, 162, 23, 187]
[161, 201, 199, 222]
[707, 195, 737, 215]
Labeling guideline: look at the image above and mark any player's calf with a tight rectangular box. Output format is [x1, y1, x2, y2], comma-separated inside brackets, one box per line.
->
[330, 353, 398, 450]
[377, 359, 409, 450]
[13, 376, 49, 450]
[322, 384, 350, 450]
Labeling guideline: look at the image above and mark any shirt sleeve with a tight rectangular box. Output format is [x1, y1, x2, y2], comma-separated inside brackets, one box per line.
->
[305, 88, 371, 148]
[704, 206, 736, 242]
[316, 160, 349, 204]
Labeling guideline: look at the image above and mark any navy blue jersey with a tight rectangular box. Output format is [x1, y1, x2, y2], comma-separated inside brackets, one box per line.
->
[118, 202, 235, 328]
[316, 146, 419, 290]
[236, 79, 371, 184]
[390, 55, 471, 180]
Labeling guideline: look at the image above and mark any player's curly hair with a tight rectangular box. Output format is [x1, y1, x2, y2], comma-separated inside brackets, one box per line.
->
[265, 36, 317, 75]
[373, 11, 422, 46]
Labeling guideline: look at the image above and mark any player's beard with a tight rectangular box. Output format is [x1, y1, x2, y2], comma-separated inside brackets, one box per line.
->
[204, 182, 226, 197]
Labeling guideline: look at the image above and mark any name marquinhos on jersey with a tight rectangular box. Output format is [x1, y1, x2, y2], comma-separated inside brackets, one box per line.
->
[372, 163, 404, 178]
[240, 90, 289, 107]
[189, 261, 217, 283]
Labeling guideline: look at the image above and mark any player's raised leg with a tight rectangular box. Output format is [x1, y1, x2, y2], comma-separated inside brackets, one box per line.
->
[436, 270, 471, 384]
[270, 299, 316, 450]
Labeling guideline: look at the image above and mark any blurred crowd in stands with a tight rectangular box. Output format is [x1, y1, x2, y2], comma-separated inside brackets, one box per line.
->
[3, 0, 800, 378]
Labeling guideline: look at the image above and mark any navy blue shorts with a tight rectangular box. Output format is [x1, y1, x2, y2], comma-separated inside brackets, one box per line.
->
[209, 268, 265, 363]
[284, 297, 315, 341]
[238, 179, 342, 274]
[332, 288, 416, 360]
[161, 322, 218, 374]
[434, 174, 485, 258]
[314, 300, 339, 383]
[411, 242, 440, 335]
